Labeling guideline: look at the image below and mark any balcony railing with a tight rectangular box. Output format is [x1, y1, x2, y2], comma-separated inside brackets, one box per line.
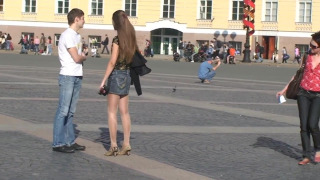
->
[21, 12, 37, 21]
[261, 21, 278, 31]
[295, 22, 312, 32]
[87, 15, 104, 24]
[54, 14, 67, 23]
[196, 19, 213, 28]
[228, 20, 243, 29]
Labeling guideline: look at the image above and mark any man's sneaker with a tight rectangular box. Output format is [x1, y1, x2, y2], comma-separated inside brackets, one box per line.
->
[71, 143, 86, 151]
[52, 145, 75, 153]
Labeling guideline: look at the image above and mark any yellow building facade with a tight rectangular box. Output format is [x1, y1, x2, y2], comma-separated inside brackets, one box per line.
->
[0, 0, 318, 57]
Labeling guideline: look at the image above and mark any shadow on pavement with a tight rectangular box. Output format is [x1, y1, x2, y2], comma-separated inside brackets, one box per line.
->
[252, 137, 302, 160]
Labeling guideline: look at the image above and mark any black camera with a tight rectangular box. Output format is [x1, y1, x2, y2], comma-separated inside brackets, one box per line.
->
[98, 85, 109, 96]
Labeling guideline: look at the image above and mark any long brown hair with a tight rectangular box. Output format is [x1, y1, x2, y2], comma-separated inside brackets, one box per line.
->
[112, 10, 138, 64]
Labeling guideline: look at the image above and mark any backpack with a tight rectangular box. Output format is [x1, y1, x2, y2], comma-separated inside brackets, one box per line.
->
[260, 46, 265, 54]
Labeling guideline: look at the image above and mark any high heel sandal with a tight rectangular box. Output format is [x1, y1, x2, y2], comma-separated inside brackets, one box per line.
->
[118, 145, 131, 156]
[104, 147, 118, 157]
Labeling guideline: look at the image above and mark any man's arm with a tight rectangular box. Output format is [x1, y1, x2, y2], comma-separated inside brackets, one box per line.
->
[67, 47, 86, 63]
[212, 60, 221, 71]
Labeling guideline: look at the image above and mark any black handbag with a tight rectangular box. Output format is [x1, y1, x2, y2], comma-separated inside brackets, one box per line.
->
[286, 57, 306, 100]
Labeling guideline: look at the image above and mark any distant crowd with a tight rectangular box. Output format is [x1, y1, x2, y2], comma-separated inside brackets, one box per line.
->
[175, 38, 237, 64]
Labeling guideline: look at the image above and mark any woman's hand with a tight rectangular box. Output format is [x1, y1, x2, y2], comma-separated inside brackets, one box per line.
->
[276, 90, 285, 99]
[99, 82, 105, 90]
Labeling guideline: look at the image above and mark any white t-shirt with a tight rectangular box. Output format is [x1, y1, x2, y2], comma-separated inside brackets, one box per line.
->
[58, 28, 83, 76]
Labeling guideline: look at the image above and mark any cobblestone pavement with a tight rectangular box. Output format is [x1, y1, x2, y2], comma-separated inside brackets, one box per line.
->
[1, 53, 320, 180]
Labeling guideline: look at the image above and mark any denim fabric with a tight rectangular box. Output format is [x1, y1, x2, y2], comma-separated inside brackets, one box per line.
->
[35, 44, 39, 53]
[6, 40, 10, 50]
[47, 44, 52, 55]
[297, 89, 320, 159]
[199, 71, 216, 81]
[53, 75, 82, 147]
[107, 70, 131, 95]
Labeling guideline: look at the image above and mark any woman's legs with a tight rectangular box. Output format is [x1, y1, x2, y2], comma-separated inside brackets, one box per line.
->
[307, 97, 320, 157]
[107, 94, 120, 148]
[297, 95, 312, 159]
[119, 95, 131, 147]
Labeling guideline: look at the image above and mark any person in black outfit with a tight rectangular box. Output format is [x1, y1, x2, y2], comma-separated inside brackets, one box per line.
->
[101, 34, 110, 54]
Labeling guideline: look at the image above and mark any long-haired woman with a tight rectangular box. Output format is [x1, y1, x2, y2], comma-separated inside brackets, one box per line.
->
[277, 31, 320, 165]
[99, 10, 138, 156]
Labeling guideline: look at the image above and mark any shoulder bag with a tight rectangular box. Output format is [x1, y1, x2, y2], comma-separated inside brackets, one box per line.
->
[286, 56, 307, 100]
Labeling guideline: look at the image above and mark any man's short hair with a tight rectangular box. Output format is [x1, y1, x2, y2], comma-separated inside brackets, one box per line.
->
[67, 8, 84, 26]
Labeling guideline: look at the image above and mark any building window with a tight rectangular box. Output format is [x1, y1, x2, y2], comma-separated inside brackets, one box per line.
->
[56, 0, 69, 14]
[91, 0, 103, 15]
[163, 0, 175, 18]
[229, 41, 242, 55]
[0, 0, 3, 12]
[265, 0, 277, 21]
[199, 0, 212, 19]
[299, 0, 312, 23]
[296, 44, 309, 56]
[125, 0, 137, 17]
[24, 0, 36, 13]
[88, 35, 101, 48]
[232, 0, 243, 20]
[54, 34, 61, 46]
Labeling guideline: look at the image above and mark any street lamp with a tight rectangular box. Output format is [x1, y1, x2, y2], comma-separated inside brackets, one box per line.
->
[242, 0, 255, 63]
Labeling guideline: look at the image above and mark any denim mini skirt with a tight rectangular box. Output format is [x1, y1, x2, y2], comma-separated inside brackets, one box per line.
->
[107, 69, 131, 95]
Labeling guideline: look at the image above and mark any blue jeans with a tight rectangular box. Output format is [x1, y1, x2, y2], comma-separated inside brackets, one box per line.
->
[53, 75, 82, 147]
[297, 89, 320, 159]
[47, 44, 52, 54]
[199, 70, 216, 81]
[6, 40, 10, 50]
[35, 44, 39, 53]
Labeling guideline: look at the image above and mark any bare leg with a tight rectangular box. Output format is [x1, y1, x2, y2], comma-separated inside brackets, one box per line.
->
[107, 94, 120, 148]
[119, 95, 131, 147]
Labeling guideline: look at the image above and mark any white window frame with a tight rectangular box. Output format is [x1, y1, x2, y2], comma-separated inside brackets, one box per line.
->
[0, 0, 4, 12]
[123, 0, 137, 17]
[54, 34, 61, 46]
[198, 0, 212, 20]
[89, 0, 103, 16]
[229, 0, 243, 21]
[161, 0, 175, 19]
[297, 0, 312, 23]
[263, 0, 278, 22]
[23, 0, 37, 13]
[55, 0, 69, 14]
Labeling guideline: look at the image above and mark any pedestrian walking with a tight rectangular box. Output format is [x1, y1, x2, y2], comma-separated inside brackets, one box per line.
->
[52, 8, 87, 153]
[40, 33, 46, 53]
[282, 46, 289, 63]
[277, 31, 320, 165]
[99, 10, 137, 156]
[294, 46, 301, 64]
[101, 34, 110, 54]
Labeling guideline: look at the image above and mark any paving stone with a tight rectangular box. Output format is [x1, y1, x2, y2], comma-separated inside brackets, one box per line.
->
[0, 131, 157, 180]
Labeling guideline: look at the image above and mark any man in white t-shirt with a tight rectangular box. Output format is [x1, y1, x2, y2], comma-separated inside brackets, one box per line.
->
[52, 8, 87, 153]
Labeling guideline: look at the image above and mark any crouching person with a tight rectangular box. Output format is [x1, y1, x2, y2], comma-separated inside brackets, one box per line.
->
[198, 56, 221, 84]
